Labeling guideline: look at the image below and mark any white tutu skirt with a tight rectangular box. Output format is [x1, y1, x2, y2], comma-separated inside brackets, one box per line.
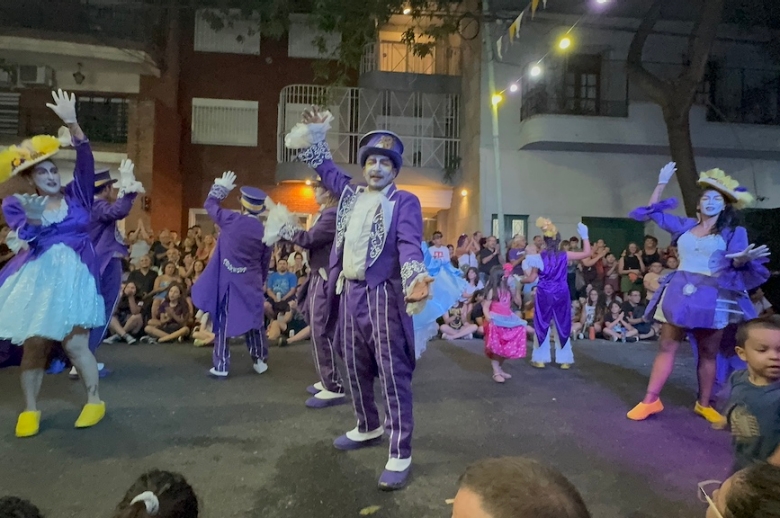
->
[0, 243, 105, 345]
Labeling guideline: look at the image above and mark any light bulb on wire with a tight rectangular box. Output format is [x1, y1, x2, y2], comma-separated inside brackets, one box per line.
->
[491, 93, 503, 106]
[558, 36, 572, 50]
[530, 64, 542, 77]
[509, 83, 519, 93]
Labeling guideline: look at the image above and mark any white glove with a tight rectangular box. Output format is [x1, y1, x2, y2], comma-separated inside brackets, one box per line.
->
[118, 159, 135, 185]
[14, 194, 49, 221]
[45, 89, 77, 124]
[577, 222, 589, 241]
[214, 171, 237, 192]
[658, 162, 677, 185]
[726, 244, 770, 263]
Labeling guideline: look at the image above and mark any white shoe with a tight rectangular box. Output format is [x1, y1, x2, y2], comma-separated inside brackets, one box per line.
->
[69, 366, 78, 377]
[577, 333, 584, 340]
[253, 360, 268, 374]
[209, 367, 228, 378]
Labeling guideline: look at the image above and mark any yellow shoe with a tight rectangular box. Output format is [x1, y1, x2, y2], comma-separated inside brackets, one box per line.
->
[560, 364, 571, 370]
[75, 402, 106, 428]
[15, 411, 41, 438]
[627, 399, 664, 421]
[694, 402, 724, 424]
[530, 361, 546, 369]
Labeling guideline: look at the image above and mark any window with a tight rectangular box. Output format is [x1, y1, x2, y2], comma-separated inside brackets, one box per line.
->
[0, 92, 20, 137]
[77, 96, 129, 143]
[287, 14, 340, 59]
[564, 54, 601, 115]
[191, 98, 258, 147]
[491, 215, 528, 245]
[194, 9, 260, 55]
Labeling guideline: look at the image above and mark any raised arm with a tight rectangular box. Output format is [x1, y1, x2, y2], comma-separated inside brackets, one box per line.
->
[650, 162, 676, 205]
[566, 224, 592, 261]
[205, 171, 240, 228]
[93, 195, 136, 223]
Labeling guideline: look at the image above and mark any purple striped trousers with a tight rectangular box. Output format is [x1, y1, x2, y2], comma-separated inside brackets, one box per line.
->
[212, 293, 267, 372]
[306, 274, 344, 393]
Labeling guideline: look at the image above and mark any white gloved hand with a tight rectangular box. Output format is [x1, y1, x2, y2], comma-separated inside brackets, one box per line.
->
[658, 162, 677, 185]
[577, 222, 589, 241]
[118, 159, 135, 185]
[14, 194, 49, 221]
[45, 89, 77, 124]
[726, 244, 770, 264]
[214, 170, 237, 191]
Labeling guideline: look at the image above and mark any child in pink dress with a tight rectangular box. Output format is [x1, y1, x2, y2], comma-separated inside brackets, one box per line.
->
[482, 263, 527, 383]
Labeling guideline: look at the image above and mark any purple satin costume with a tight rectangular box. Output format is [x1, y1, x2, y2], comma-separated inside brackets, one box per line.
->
[531, 237, 574, 365]
[281, 206, 344, 394]
[88, 194, 137, 351]
[300, 141, 427, 462]
[191, 185, 272, 372]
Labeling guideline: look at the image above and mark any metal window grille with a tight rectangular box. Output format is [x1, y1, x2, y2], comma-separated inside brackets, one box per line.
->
[0, 92, 20, 137]
[77, 96, 129, 143]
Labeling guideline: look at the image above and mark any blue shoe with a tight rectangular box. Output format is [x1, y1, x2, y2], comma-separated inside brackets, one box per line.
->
[47, 359, 67, 375]
[378, 467, 411, 491]
[333, 434, 383, 451]
[98, 366, 112, 378]
[305, 394, 348, 409]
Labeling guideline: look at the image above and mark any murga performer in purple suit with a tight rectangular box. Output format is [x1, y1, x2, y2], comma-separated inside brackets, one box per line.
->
[66, 159, 144, 380]
[524, 219, 592, 369]
[263, 178, 347, 409]
[191, 171, 273, 379]
[0, 90, 107, 437]
[286, 107, 433, 491]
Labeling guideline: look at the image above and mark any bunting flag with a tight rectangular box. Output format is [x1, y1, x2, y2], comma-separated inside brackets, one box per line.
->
[531, 0, 540, 16]
[508, 11, 523, 42]
[496, 35, 504, 60]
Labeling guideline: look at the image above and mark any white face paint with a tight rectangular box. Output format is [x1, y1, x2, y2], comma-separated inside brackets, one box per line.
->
[700, 189, 725, 217]
[31, 160, 61, 196]
[362, 154, 396, 191]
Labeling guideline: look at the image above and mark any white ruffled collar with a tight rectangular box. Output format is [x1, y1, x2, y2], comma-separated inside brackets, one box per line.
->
[42, 198, 69, 227]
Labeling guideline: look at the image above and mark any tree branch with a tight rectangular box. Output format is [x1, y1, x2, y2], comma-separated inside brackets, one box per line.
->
[626, 0, 668, 105]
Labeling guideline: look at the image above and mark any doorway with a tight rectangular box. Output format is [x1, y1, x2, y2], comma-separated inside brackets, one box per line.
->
[581, 217, 645, 255]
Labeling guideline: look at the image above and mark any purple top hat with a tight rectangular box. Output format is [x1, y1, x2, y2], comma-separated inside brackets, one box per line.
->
[240, 186, 267, 214]
[357, 130, 404, 172]
[94, 168, 116, 189]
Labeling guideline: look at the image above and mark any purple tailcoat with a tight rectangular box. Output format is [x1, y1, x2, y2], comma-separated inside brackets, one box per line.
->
[0, 137, 100, 289]
[629, 198, 769, 326]
[89, 194, 136, 274]
[191, 187, 272, 337]
[534, 249, 572, 345]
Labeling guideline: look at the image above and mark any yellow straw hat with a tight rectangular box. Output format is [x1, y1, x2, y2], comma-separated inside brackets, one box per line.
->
[697, 168, 754, 209]
[0, 127, 70, 184]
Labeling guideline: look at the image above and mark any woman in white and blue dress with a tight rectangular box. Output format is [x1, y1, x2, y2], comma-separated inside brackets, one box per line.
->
[0, 90, 106, 438]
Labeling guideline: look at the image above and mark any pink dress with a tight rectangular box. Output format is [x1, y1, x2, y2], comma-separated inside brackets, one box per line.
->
[484, 291, 527, 360]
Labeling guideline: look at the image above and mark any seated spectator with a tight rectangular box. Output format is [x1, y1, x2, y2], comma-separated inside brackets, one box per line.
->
[573, 288, 605, 340]
[191, 310, 214, 347]
[0, 497, 43, 518]
[127, 219, 153, 267]
[180, 236, 198, 258]
[468, 290, 486, 338]
[619, 243, 645, 294]
[151, 229, 173, 269]
[642, 235, 661, 266]
[103, 281, 144, 345]
[289, 251, 309, 285]
[179, 253, 196, 287]
[441, 301, 478, 340]
[643, 261, 664, 302]
[194, 234, 216, 263]
[127, 254, 158, 300]
[191, 259, 205, 285]
[267, 300, 308, 347]
[264, 258, 298, 319]
[569, 236, 580, 251]
[165, 247, 182, 270]
[143, 283, 190, 343]
[571, 300, 582, 336]
[622, 289, 657, 340]
[700, 463, 780, 518]
[750, 288, 775, 318]
[663, 255, 679, 275]
[462, 267, 484, 303]
[452, 456, 591, 518]
[664, 245, 678, 266]
[603, 301, 639, 342]
[603, 283, 622, 307]
[603, 253, 620, 294]
[113, 469, 198, 518]
[507, 234, 526, 274]
[150, 261, 181, 318]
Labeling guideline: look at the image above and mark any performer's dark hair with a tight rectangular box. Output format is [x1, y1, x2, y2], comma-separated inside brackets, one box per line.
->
[113, 470, 198, 518]
[0, 172, 37, 201]
[736, 318, 780, 349]
[0, 496, 44, 518]
[484, 266, 508, 301]
[723, 463, 780, 518]
[458, 457, 591, 518]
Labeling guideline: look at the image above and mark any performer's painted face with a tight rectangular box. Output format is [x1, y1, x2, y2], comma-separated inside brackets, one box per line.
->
[700, 190, 725, 217]
[363, 154, 396, 191]
[31, 160, 61, 195]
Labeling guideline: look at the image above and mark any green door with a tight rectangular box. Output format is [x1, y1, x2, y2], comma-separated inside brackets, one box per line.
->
[581, 217, 645, 255]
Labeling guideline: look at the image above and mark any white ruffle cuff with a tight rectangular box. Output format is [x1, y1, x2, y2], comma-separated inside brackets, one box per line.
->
[6, 230, 29, 253]
[118, 180, 145, 197]
[262, 199, 300, 246]
[284, 111, 334, 149]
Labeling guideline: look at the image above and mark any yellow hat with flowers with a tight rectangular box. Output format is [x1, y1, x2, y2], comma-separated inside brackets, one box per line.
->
[697, 168, 754, 210]
[535, 217, 558, 238]
[0, 127, 71, 184]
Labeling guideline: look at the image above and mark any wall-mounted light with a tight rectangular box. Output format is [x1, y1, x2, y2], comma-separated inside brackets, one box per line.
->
[73, 62, 85, 85]
[460, 189, 468, 197]
[402, 7, 411, 14]
[304, 179, 312, 186]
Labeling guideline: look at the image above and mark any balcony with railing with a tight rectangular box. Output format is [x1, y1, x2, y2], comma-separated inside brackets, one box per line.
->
[277, 84, 460, 182]
[359, 42, 462, 95]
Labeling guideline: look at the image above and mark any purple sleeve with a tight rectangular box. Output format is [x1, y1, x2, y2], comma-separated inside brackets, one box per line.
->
[94, 194, 136, 223]
[65, 136, 95, 209]
[292, 209, 336, 250]
[396, 193, 427, 291]
[1, 196, 42, 242]
[298, 141, 351, 198]
[205, 185, 240, 227]
[717, 226, 770, 292]
[628, 198, 693, 238]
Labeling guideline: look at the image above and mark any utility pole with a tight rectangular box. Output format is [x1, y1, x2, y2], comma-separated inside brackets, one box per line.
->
[482, 0, 505, 248]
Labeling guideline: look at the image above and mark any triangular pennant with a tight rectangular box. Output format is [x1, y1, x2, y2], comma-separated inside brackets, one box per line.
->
[531, 0, 540, 17]
[496, 35, 503, 60]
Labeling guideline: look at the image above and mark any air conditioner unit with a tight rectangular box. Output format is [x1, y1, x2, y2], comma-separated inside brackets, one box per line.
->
[0, 67, 15, 87]
[17, 65, 55, 87]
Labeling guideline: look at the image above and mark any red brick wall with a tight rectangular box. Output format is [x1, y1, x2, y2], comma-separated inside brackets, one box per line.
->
[177, 16, 325, 219]
[266, 183, 319, 214]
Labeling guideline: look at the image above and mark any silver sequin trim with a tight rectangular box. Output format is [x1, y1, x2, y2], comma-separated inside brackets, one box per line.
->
[401, 260, 427, 287]
[222, 258, 247, 274]
[297, 141, 332, 168]
[368, 210, 385, 260]
[209, 184, 229, 200]
[279, 223, 300, 241]
[335, 190, 358, 250]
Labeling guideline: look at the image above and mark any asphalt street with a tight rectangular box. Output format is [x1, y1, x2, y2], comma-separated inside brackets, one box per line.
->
[0, 338, 728, 518]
